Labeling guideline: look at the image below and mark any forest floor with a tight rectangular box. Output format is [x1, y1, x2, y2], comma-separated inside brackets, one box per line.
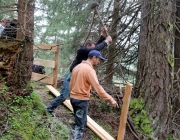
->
[34, 82, 137, 140]
[35, 84, 120, 140]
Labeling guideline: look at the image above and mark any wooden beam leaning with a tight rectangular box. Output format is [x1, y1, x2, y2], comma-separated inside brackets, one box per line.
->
[117, 84, 132, 140]
[46, 85, 115, 140]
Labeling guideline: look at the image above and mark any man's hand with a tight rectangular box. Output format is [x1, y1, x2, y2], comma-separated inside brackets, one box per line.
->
[102, 26, 108, 37]
[105, 35, 112, 44]
[110, 98, 119, 108]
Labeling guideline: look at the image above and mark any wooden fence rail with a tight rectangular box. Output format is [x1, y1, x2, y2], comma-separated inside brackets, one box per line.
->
[31, 41, 60, 88]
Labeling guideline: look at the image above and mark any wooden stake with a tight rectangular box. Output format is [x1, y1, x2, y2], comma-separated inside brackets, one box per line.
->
[117, 84, 132, 140]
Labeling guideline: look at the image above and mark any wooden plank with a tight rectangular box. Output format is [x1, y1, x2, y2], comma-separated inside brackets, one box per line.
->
[33, 44, 58, 52]
[31, 72, 54, 85]
[33, 58, 55, 68]
[46, 85, 115, 140]
[52, 40, 60, 88]
[117, 84, 132, 140]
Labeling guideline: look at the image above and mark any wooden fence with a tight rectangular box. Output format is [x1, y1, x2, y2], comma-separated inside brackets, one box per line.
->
[31, 41, 60, 88]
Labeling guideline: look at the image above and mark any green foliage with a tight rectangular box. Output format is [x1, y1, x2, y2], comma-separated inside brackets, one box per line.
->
[0, 85, 8, 94]
[0, 0, 17, 19]
[97, 101, 118, 113]
[164, 39, 168, 44]
[0, 92, 69, 140]
[96, 121, 114, 138]
[129, 98, 153, 135]
[168, 22, 173, 32]
[168, 54, 174, 68]
[159, 33, 164, 39]
[91, 136, 101, 140]
[98, 102, 110, 112]
[167, 135, 178, 140]
[32, 0, 94, 76]
[163, 22, 167, 27]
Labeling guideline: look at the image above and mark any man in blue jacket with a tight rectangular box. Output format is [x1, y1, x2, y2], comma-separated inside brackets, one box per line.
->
[46, 26, 112, 116]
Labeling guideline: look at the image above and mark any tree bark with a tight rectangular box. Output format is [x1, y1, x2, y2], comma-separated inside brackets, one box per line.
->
[105, 0, 120, 83]
[174, 0, 180, 115]
[172, 1, 180, 137]
[135, 0, 175, 139]
[7, 0, 34, 96]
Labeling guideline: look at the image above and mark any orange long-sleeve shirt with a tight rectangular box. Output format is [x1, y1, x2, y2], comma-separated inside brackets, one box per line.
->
[70, 61, 113, 103]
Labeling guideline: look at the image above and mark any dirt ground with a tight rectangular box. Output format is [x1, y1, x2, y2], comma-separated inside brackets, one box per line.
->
[34, 83, 137, 140]
[35, 84, 103, 140]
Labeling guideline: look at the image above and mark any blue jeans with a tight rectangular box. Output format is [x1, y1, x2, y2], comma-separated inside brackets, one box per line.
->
[47, 72, 71, 113]
[70, 98, 89, 140]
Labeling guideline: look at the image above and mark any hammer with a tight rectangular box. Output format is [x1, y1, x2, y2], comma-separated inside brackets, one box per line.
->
[90, 2, 109, 36]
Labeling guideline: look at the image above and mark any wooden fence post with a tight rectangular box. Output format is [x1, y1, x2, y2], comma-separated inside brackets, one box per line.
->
[31, 43, 60, 87]
[117, 84, 132, 140]
[52, 40, 60, 88]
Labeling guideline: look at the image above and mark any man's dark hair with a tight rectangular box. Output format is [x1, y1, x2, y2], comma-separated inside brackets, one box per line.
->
[88, 55, 94, 59]
[84, 39, 95, 46]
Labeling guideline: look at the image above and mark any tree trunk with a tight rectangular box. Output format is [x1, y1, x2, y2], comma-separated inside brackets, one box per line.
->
[105, 0, 120, 83]
[171, 1, 180, 137]
[135, 0, 175, 139]
[7, 0, 34, 96]
[174, 0, 180, 114]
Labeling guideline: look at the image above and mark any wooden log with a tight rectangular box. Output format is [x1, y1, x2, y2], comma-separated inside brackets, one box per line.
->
[46, 85, 115, 140]
[117, 84, 132, 140]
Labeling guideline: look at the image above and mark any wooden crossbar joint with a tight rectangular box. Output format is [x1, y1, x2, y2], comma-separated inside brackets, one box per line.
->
[32, 41, 60, 88]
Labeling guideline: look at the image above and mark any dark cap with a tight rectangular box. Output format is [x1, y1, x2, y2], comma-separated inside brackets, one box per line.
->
[88, 50, 105, 60]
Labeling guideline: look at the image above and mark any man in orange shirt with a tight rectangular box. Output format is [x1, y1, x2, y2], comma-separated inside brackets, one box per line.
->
[70, 50, 118, 140]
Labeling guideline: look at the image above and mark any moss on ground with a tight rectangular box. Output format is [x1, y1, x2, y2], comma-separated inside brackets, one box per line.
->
[0, 91, 69, 140]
